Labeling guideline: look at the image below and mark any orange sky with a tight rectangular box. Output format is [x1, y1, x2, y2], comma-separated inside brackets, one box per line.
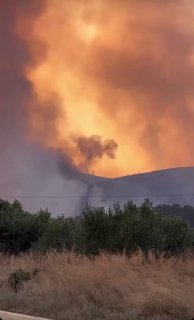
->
[17, 0, 194, 177]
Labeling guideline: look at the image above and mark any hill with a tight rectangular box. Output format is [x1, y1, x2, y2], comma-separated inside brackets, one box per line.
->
[2, 147, 194, 215]
[88, 167, 194, 207]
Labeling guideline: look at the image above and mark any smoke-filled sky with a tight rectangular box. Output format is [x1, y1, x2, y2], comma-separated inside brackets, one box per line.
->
[2, 0, 194, 179]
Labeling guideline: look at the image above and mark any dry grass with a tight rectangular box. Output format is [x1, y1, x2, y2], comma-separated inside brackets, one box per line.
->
[0, 252, 194, 320]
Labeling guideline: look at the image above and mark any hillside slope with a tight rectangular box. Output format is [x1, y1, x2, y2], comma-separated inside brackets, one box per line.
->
[89, 167, 194, 207]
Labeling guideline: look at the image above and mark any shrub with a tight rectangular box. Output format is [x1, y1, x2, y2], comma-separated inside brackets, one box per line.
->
[0, 199, 193, 256]
[8, 268, 39, 292]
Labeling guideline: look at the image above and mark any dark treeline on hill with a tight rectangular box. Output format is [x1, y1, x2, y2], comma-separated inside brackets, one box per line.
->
[155, 204, 194, 227]
[0, 199, 194, 255]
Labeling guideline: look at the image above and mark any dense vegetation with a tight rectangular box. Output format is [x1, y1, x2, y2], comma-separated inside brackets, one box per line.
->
[0, 199, 194, 255]
[156, 203, 194, 227]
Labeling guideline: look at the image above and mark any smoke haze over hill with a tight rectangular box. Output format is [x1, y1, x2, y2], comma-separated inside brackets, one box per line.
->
[0, 0, 101, 215]
[1, 1, 194, 214]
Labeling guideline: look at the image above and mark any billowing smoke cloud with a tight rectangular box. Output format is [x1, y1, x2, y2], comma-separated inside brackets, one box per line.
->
[2, 0, 194, 214]
[24, 0, 194, 177]
[0, 0, 104, 215]
[0, 0, 40, 149]
[73, 135, 118, 172]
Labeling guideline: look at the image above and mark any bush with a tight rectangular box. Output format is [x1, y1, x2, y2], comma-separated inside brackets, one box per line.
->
[0, 199, 193, 256]
[8, 268, 39, 291]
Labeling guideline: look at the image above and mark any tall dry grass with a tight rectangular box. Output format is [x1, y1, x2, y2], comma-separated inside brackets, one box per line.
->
[0, 251, 194, 320]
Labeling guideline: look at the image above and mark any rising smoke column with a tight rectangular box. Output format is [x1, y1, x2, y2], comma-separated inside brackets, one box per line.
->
[26, 0, 194, 177]
[0, 0, 105, 215]
[0, 0, 44, 150]
[0, 0, 117, 176]
[2, 0, 194, 213]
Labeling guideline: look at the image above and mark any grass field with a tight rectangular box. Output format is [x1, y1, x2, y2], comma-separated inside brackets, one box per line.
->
[0, 251, 194, 320]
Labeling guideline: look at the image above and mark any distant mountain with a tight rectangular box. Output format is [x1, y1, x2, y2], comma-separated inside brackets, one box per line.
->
[3, 160, 194, 215]
[86, 167, 194, 207]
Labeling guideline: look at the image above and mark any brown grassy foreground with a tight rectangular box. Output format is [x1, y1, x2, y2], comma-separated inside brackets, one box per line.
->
[0, 252, 194, 320]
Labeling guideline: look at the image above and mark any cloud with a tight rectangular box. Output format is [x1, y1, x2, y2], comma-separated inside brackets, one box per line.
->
[0, 0, 46, 149]
[23, 0, 194, 176]
[73, 135, 118, 171]
[0, 0, 101, 215]
[2, 0, 194, 214]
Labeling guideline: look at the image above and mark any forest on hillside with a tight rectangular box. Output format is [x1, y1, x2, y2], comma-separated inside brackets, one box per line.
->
[0, 199, 194, 255]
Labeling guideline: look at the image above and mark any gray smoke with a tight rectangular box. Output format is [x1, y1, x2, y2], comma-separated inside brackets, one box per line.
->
[0, 0, 101, 216]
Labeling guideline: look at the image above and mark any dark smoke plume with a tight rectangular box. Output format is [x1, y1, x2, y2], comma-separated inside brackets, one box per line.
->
[0, 0, 46, 151]
[74, 135, 118, 171]
[0, 0, 98, 215]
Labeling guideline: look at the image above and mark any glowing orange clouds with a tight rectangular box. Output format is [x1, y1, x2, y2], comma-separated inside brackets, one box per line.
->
[21, 0, 194, 177]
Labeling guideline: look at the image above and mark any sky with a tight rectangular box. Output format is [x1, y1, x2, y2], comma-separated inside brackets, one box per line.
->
[1, 0, 194, 180]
